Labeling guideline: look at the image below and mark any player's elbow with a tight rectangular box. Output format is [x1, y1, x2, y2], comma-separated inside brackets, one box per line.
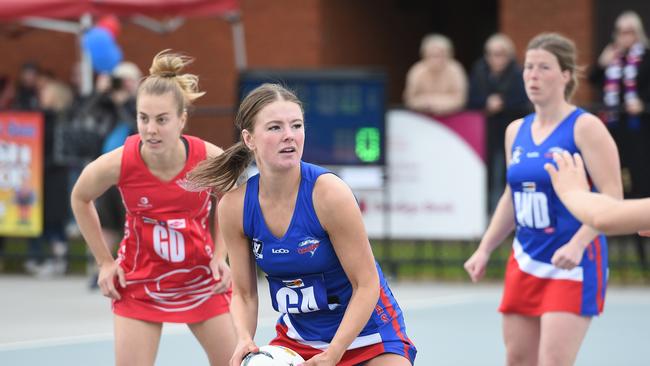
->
[353, 270, 380, 302]
[69, 185, 84, 208]
[591, 213, 616, 234]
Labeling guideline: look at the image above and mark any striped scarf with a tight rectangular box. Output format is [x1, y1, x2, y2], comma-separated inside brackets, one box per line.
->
[603, 42, 645, 124]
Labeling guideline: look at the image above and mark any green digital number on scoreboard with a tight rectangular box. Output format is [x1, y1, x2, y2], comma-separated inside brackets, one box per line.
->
[355, 127, 381, 163]
[239, 69, 386, 165]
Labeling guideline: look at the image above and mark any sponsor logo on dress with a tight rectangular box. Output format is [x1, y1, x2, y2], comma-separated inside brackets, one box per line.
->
[138, 196, 152, 208]
[272, 248, 289, 254]
[167, 218, 187, 230]
[252, 238, 264, 259]
[511, 146, 524, 165]
[522, 182, 536, 192]
[282, 278, 304, 288]
[526, 151, 540, 158]
[297, 238, 320, 257]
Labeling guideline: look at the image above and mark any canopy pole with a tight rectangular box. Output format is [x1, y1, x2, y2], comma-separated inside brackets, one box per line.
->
[21, 17, 79, 33]
[227, 12, 246, 71]
[78, 13, 93, 96]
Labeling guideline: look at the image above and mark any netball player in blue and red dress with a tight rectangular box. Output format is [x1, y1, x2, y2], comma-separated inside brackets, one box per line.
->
[188, 83, 416, 366]
[465, 33, 622, 366]
[70, 50, 236, 365]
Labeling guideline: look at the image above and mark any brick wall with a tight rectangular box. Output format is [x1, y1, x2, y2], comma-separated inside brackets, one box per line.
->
[500, 0, 594, 105]
[0, 1, 600, 146]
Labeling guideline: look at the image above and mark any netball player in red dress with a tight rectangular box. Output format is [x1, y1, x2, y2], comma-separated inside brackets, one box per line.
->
[71, 50, 236, 366]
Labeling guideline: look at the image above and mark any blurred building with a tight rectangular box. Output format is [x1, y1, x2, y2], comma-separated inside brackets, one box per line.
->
[0, 0, 648, 147]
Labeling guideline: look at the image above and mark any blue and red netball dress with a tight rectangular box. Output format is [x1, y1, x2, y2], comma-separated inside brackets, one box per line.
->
[113, 135, 231, 323]
[243, 161, 416, 365]
[501, 108, 608, 316]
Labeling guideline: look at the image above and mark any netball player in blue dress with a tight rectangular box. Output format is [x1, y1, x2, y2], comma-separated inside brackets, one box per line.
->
[188, 83, 416, 366]
[465, 33, 622, 366]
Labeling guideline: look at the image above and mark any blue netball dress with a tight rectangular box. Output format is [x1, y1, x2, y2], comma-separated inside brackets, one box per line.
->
[500, 108, 608, 316]
[243, 161, 416, 365]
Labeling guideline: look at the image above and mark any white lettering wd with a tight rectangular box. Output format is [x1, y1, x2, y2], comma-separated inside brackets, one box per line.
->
[514, 192, 550, 229]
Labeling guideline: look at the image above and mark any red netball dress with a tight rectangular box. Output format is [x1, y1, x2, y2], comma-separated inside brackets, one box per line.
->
[113, 134, 231, 323]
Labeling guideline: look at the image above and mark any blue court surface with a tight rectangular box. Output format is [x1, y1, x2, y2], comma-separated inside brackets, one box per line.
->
[1, 276, 649, 365]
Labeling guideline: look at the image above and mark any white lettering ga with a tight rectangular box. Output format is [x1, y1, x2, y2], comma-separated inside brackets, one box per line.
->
[514, 191, 550, 229]
[153, 224, 185, 262]
[276, 286, 320, 313]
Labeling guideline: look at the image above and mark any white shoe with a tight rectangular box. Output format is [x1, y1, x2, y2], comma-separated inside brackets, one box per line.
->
[36, 259, 67, 278]
[24, 259, 42, 275]
[65, 222, 81, 238]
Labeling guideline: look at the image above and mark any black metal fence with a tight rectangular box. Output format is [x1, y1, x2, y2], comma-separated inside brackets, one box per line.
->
[1, 235, 649, 284]
[371, 235, 650, 284]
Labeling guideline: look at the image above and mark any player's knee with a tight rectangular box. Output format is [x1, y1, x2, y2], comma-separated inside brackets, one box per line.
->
[505, 347, 537, 366]
[538, 349, 574, 366]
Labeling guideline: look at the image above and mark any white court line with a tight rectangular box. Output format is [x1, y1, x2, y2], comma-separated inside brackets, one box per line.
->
[0, 292, 485, 352]
[0, 332, 114, 352]
[0, 315, 285, 352]
[5, 290, 646, 352]
[398, 293, 489, 310]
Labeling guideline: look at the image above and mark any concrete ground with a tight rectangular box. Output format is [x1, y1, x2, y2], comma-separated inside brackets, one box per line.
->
[1, 275, 649, 365]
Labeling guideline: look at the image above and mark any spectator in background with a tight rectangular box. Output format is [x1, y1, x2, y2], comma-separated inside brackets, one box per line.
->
[0, 75, 15, 109]
[0, 75, 14, 270]
[13, 62, 40, 111]
[108, 61, 140, 128]
[589, 10, 650, 199]
[24, 79, 74, 276]
[90, 61, 142, 289]
[468, 33, 530, 213]
[403, 33, 468, 116]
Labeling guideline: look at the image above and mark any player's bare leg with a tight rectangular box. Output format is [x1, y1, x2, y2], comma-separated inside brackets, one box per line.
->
[538, 312, 590, 366]
[503, 313, 540, 366]
[364, 353, 412, 366]
[188, 312, 237, 366]
[114, 315, 162, 366]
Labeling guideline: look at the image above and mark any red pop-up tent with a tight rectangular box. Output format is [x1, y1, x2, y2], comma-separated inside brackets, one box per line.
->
[0, 0, 239, 20]
[0, 0, 245, 95]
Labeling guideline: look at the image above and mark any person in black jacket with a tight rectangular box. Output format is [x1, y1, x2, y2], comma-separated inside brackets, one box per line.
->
[468, 33, 530, 213]
[24, 80, 74, 276]
[12, 62, 40, 111]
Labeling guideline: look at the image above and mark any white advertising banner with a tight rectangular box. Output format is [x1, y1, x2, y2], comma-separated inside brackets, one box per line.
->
[349, 109, 487, 239]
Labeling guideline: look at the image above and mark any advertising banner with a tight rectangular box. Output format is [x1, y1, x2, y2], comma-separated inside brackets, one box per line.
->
[0, 112, 43, 237]
[354, 109, 486, 239]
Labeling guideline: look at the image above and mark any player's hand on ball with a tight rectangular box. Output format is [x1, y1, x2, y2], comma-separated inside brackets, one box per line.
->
[231, 339, 258, 366]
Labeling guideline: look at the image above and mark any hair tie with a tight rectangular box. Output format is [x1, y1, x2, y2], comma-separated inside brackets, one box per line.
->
[160, 71, 176, 78]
